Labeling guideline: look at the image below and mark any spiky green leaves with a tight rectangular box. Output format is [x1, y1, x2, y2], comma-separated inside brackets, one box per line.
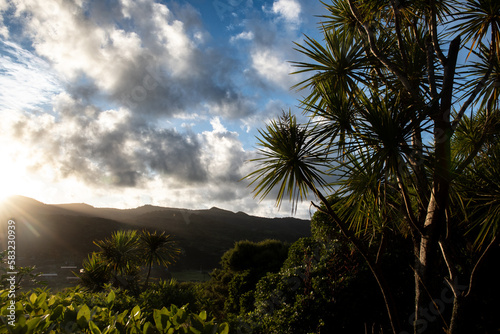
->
[245, 111, 331, 213]
[453, 0, 500, 58]
[139, 230, 180, 269]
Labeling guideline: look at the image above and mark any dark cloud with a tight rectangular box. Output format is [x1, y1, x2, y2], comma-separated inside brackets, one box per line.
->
[14, 96, 208, 188]
[111, 50, 254, 120]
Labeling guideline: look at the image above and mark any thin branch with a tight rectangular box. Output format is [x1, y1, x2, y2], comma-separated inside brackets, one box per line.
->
[375, 233, 385, 265]
[391, 0, 409, 68]
[346, 0, 417, 98]
[438, 240, 458, 286]
[426, 36, 439, 99]
[429, 0, 447, 65]
[307, 185, 400, 334]
[396, 169, 425, 236]
[465, 233, 500, 298]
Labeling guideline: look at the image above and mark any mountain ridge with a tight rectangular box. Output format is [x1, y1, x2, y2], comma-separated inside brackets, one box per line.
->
[0, 196, 310, 286]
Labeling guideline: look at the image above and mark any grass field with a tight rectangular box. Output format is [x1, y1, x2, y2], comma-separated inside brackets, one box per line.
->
[171, 270, 211, 282]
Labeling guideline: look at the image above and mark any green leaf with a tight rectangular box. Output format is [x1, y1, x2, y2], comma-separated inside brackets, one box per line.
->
[131, 305, 141, 320]
[218, 323, 229, 334]
[77, 304, 91, 328]
[11, 316, 27, 334]
[50, 304, 64, 321]
[188, 326, 202, 334]
[29, 293, 37, 304]
[106, 290, 116, 306]
[35, 292, 47, 307]
[142, 321, 155, 334]
[25, 317, 42, 334]
[153, 308, 170, 331]
[47, 296, 57, 307]
[198, 310, 207, 321]
[89, 320, 102, 334]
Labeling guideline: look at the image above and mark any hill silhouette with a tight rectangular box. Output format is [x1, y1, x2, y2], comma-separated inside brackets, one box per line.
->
[0, 196, 310, 282]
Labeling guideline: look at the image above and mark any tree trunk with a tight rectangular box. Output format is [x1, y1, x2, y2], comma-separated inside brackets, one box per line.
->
[412, 34, 460, 334]
[448, 294, 465, 334]
[144, 262, 152, 289]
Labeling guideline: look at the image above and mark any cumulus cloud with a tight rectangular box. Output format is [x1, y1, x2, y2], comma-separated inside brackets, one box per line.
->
[9, 0, 253, 119]
[200, 117, 247, 183]
[251, 48, 293, 90]
[2, 94, 254, 202]
[272, 0, 302, 26]
[230, 31, 254, 43]
[7, 93, 207, 188]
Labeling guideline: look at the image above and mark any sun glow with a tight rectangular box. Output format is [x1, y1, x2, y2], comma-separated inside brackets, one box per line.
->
[0, 144, 40, 202]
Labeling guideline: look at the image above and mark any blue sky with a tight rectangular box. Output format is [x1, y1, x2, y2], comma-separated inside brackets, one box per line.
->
[0, 0, 326, 218]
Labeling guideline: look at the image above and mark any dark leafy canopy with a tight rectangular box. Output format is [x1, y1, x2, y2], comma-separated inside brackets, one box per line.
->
[246, 0, 500, 333]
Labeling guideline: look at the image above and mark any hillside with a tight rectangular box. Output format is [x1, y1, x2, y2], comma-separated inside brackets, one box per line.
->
[0, 196, 310, 284]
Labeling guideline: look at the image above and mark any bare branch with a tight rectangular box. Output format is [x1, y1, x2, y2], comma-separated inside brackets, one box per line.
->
[391, 0, 409, 68]
[465, 233, 500, 298]
[396, 169, 425, 236]
[429, 0, 447, 65]
[426, 36, 439, 99]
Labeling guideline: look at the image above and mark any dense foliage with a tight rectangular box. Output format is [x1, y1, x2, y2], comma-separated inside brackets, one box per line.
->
[196, 239, 289, 323]
[245, 0, 500, 333]
[77, 230, 179, 293]
[0, 285, 228, 334]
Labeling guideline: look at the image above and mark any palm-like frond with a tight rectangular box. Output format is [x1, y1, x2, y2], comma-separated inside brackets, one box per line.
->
[463, 43, 500, 111]
[140, 230, 180, 268]
[460, 145, 500, 249]
[452, 0, 500, 57]
[245, 111, 332, 213]
[356, 93, 415, 170]
[320, 0, 369, 38]
[306, 86, 357, 156]
[140, 229, 180, 287]
[76, 252, 111, 292]
[331, 151, 403, 237]
[94, 230, 140, 276]
[292, 29, 372, 104]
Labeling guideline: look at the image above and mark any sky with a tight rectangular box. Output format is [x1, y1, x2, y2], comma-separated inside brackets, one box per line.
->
[0, 0, 327, 218]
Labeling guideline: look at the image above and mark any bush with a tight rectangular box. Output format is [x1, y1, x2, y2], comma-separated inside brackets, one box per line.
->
[245, 234, 407, 333]
[0, 286, 228, 334]
[199, 239, 289, 320]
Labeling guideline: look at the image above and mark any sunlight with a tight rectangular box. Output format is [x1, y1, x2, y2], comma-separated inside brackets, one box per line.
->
[0, 146, 36, 202]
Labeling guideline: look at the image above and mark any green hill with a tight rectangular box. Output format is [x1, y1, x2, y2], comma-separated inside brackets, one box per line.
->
[0, 196, 310, 286]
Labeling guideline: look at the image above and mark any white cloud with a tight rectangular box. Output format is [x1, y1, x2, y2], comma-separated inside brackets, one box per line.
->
[230, 31, 254, 43]
[11, 0, 196, 92]
[251, 48, 292, 90]
[0, 0, 9, 37]
[272, 0, 302, 25]
[200, 117, 246, 183]
[209, 117, 227, 133]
